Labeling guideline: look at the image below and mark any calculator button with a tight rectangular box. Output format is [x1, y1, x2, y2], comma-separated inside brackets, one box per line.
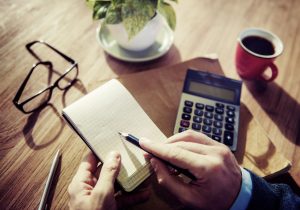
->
[224, 131, 234, 146]
[214, 114, 223, 121]
[213, 128, 222, 136]
[225, 123, 234, 131]
[216, 103, 225, 108]
[182, 113, 191, 121]
[196, 103, 204, 109]
[205, 105, 214, 112]
[202, 125, 212, 133]
[180, 120, 190, 128]
[183, 107, 192, 114]
[179, 127, 188, 133]
[205, 133, 212, 138]
[226, 117, 235, 124]
[204, 112, 213, 119]
[227, 105, 236, 111]
[212, 135, 222, 142]
[194, 109, 204, 116]
[215, 108, 224, 114]
[193, 116, 202, 123]
[226, 110, 235, 118]
[192, 123, 201, 131]
[214, 121, 223, 128]
[203, 118, 212, 126]
[184, 100, 194, 107]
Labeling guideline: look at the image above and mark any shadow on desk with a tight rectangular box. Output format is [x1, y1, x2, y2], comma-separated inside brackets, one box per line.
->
[23, 104, 64, 150]
[245, 80, 300, 145]
[235, 103, 251, 164]
[62, 79, 88, 107]
[235, 103, 277, 171]
[234, 101, 291, 179]
[105, 45, 182, 75]
[22, 79, 87, 150]
[244, 80, 300, 193]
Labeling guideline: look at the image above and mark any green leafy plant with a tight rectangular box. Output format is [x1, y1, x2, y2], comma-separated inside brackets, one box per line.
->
[86, 0, 177, 39]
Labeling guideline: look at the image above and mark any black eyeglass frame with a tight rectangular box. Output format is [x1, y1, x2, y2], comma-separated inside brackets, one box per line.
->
[13, 40, 78, 114]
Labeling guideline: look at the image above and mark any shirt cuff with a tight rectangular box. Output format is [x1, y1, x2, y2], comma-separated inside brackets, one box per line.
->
[230, 167, 253, 210]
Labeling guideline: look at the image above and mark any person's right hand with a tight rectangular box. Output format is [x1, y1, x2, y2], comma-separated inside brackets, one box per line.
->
[140, 130, 242, 210]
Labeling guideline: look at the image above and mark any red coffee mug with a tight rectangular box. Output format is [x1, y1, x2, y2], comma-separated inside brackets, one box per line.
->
[235, 28, 283, 82]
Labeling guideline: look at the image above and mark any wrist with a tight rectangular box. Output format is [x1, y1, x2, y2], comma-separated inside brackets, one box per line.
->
[230, 167, 253, 210]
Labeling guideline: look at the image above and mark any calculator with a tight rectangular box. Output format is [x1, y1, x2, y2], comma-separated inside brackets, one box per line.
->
[174, 69, 242, 151]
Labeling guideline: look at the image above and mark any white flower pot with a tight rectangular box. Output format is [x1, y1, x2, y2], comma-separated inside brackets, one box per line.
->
[105, 13, 164, 51]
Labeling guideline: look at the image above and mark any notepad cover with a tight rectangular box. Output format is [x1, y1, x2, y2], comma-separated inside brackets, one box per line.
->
[62, 79, 167, 192]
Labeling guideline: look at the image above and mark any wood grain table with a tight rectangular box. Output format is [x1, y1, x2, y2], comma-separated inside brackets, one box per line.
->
[0, 0, 299, 209]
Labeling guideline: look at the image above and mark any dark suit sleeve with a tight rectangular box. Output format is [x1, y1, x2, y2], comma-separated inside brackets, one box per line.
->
[247, 171, 300, 210]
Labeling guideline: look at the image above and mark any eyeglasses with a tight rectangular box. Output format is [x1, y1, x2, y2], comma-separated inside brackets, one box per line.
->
[13, 40, 78, 114]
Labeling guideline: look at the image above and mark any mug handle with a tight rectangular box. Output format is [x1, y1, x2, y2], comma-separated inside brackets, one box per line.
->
[260, 63, 278, 82]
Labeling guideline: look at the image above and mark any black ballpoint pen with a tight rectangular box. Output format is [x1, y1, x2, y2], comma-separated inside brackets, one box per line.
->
[118, 132, 196, 180]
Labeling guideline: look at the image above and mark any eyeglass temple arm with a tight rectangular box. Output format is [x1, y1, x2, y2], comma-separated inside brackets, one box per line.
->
[26, 40, 76, 64]
[13, 64, 38, 105]
[13, 62, 52, 105]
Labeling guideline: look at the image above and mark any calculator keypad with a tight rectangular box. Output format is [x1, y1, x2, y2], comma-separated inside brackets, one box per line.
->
[177, 100, 238, 148]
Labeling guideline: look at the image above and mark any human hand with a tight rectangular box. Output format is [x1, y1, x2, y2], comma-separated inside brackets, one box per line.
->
[140, 130, 242, 210]
[68, 151, 150, 210]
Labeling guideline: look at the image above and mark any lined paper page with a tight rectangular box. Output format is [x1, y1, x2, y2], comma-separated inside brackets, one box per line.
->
[63, 79, 166, 191]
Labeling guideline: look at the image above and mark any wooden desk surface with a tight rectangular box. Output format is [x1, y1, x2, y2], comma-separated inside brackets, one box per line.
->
[0, 0, 299, 209]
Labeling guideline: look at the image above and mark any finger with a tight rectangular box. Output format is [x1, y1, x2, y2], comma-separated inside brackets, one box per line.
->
[74, 152, 99, 184]
[78, 151, 98, 175]
[143, 152, 153, 160]
[172, 141, 214, 155]
[151, 158, 195, 203]
[167, 130, 216, 145]
[140, 138, 207, 173]
[68, 152, 99, 194]
[116, 189, 151, 209]
[94, 151, 121, 194]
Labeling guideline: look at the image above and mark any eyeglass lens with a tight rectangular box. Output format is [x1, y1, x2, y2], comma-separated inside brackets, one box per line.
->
[22, 88, 52, 113]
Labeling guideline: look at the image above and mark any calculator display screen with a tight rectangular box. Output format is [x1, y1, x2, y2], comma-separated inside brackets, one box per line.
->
[189, 81, 235, 102]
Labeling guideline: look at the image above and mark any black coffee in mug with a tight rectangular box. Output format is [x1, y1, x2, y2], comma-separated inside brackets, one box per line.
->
[242, 36, 275, 56]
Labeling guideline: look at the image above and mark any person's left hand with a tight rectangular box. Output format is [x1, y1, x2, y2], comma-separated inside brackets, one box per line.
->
[68, 151, 150, 210]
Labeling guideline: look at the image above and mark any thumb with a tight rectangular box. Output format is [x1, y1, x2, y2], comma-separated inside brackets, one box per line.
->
[94, 151, 121, 194]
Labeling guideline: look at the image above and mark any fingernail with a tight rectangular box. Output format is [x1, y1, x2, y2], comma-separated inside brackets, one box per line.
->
[107, 151, 120, 163]
[143, 152, 153, 159]
[140, 138, 151, 146]
[150, 158, 157, 171]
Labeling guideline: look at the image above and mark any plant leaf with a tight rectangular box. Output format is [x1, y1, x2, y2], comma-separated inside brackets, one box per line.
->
[93, 1, 111, 20]
[111, 0, 124, 4]
[105, 4, 122, 24]
[167, 0, 178, 3]
[86, 0, 111, 9]
[158, 1, 176, 30]
[121, 0, 156, 39]
[149, 0, 159, 8]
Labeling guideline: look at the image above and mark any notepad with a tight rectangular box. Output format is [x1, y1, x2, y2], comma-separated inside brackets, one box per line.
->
[62, 79, 167, 191]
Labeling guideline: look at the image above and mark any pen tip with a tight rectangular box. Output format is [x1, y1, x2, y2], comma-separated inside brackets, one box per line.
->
[118, 132, 128, 137]
[56, 149, 61, 156]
